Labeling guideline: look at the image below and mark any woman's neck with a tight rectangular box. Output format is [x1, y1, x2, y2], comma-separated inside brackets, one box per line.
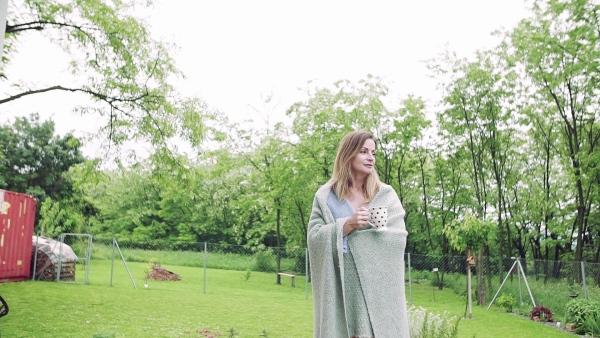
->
[351, 180, 365, 194]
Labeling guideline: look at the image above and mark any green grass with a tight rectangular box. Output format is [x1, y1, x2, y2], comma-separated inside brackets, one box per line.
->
[0, 259, 575, 337]
[410, 268, 599, 324]
[2, 260, 311, 337]
[92, 243, 303, 273]
[409, 281, 572, 338]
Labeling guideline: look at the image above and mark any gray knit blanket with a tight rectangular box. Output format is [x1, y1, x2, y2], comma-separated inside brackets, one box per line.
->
[308, 183, 410, 338]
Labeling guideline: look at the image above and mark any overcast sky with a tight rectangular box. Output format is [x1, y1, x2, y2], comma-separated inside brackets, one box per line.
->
[1, 0, 530, 156]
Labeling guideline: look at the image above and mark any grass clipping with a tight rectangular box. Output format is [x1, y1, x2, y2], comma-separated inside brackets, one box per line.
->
[145, 262, 181, 281]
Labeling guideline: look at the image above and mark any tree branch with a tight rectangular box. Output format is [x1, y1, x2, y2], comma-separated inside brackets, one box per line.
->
[0, 85, 154, 105]
[5, 20, 99, 34]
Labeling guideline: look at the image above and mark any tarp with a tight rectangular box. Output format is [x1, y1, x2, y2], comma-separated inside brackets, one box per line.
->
[32, 236, 78, 263]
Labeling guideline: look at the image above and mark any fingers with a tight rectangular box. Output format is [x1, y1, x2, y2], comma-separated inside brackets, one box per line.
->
[353, 208, 370, 228]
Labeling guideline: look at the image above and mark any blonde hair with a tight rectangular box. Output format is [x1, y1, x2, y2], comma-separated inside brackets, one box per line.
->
[329, 130, 381, 202]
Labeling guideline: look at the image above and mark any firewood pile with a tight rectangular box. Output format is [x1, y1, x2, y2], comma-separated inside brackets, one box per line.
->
[146, 264, 181, 281]
[31, 249, 76, 281]
[31, 236, 78, 281]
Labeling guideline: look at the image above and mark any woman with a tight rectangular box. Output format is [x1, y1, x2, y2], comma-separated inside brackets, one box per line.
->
[307, 130, 410, 338]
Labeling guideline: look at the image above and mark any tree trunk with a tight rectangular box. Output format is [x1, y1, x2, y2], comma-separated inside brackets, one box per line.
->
[476, 246, 487, 306]
[466, 248, 473, 319]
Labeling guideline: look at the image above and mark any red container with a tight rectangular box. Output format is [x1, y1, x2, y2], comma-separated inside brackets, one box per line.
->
[0, 190, 37, 282]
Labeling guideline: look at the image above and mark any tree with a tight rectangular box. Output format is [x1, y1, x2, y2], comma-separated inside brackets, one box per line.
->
[429, 151, 470, 285]
[2, 0, 208, 157]
[443, 212, 494, 319]
[431, 49, 522, 305]
[509, 0, 600, 264]
[0, 113, 101, 235]
[392, 96, 434, 252]
[0, 112, 84, 200]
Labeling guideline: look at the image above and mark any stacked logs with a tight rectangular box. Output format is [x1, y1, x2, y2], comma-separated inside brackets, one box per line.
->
[30, 248, 76, 281]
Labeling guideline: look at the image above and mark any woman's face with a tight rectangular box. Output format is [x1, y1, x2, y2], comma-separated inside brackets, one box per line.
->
[350, 138, 376, 177]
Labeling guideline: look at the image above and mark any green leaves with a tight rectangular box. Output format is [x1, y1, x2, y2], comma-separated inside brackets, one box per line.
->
[507, 0, 600, 261]
[0, 113, 85, 199]
[4, 0, 207, 162]
[443, 212, 494, 252]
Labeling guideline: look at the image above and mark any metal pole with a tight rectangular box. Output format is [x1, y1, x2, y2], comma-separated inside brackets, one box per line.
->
[110, 237, 116, 286]
[85, 234, 93, 285]
[581, 261, 588, 300]
[114, 238, 136, 289]
[32, 234, 39, 281]
[57, 233, 64, 282]
[203, 242, 207, 294]
[407, 253, 412, 305]
[517, 259, 523, 305]
[487, 259, 518, 310]
[517, 259, 536, 307]
[305, 248, 309, 301]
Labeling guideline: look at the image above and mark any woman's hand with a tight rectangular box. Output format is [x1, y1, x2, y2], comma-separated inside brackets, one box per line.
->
[343, 206, 369, 236]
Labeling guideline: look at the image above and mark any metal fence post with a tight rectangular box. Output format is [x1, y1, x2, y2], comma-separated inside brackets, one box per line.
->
[110, 237, 115, 286]
[203, 241, 207, 294]
[113, 237, 137, 289]
[305, 248, 309, 301]
[407, 252, 412, 305]
[581, 261, 588, 300]
[32, 234, 39, 281]
[517, 259, 523, 305]
[57, 233, 64, 282]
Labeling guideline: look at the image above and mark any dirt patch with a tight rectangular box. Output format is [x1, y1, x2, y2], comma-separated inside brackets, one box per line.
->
[146, 266, 181, 281]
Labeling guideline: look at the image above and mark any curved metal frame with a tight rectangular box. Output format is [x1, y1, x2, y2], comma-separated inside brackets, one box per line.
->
[0, 295, 8, 318]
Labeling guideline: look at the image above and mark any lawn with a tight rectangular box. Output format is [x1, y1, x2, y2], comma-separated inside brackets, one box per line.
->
[0, 259, 575, 337]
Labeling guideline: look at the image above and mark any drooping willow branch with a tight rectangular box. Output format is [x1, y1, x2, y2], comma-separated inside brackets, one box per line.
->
[5, 20, 100, 34]
[0, 85, 151, 105]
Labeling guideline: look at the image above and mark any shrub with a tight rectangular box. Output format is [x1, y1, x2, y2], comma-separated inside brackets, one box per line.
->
[291, 250, 306, 273]
[253, 250, 276, 272]
[408, 305, 460, 338]
[582, 313, 600, 337]
[530, 305, 553, 322]
[566, 298, 600, 333]
[496, 294, 517, 312]
[411, 270, 431, 282]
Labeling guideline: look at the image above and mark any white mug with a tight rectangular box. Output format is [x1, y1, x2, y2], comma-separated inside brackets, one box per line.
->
[368, 206, 388, 231]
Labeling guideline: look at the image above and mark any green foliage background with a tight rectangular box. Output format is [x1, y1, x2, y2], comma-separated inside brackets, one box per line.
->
[3, 0, 600, 288]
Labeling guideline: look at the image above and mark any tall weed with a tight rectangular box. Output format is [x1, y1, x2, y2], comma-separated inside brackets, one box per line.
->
[408, 305, 460, 338]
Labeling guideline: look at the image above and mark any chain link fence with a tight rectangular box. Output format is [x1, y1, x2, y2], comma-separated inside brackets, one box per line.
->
[88, 237, 309, 294]
[31, 233, 92, 284]
[33, 235, 600, 316]
[406, 253, 600, 319]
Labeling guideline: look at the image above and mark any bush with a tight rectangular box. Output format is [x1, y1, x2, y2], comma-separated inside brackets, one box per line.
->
[582, 313, 600, 337]
[411, 269, 431, 282]
[530, 305, 553, 322]
[408, 305, 460, 338]
[496, 294, 517, 312]
[253, 250, 276, 272]
[566, 298, 600, 333]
